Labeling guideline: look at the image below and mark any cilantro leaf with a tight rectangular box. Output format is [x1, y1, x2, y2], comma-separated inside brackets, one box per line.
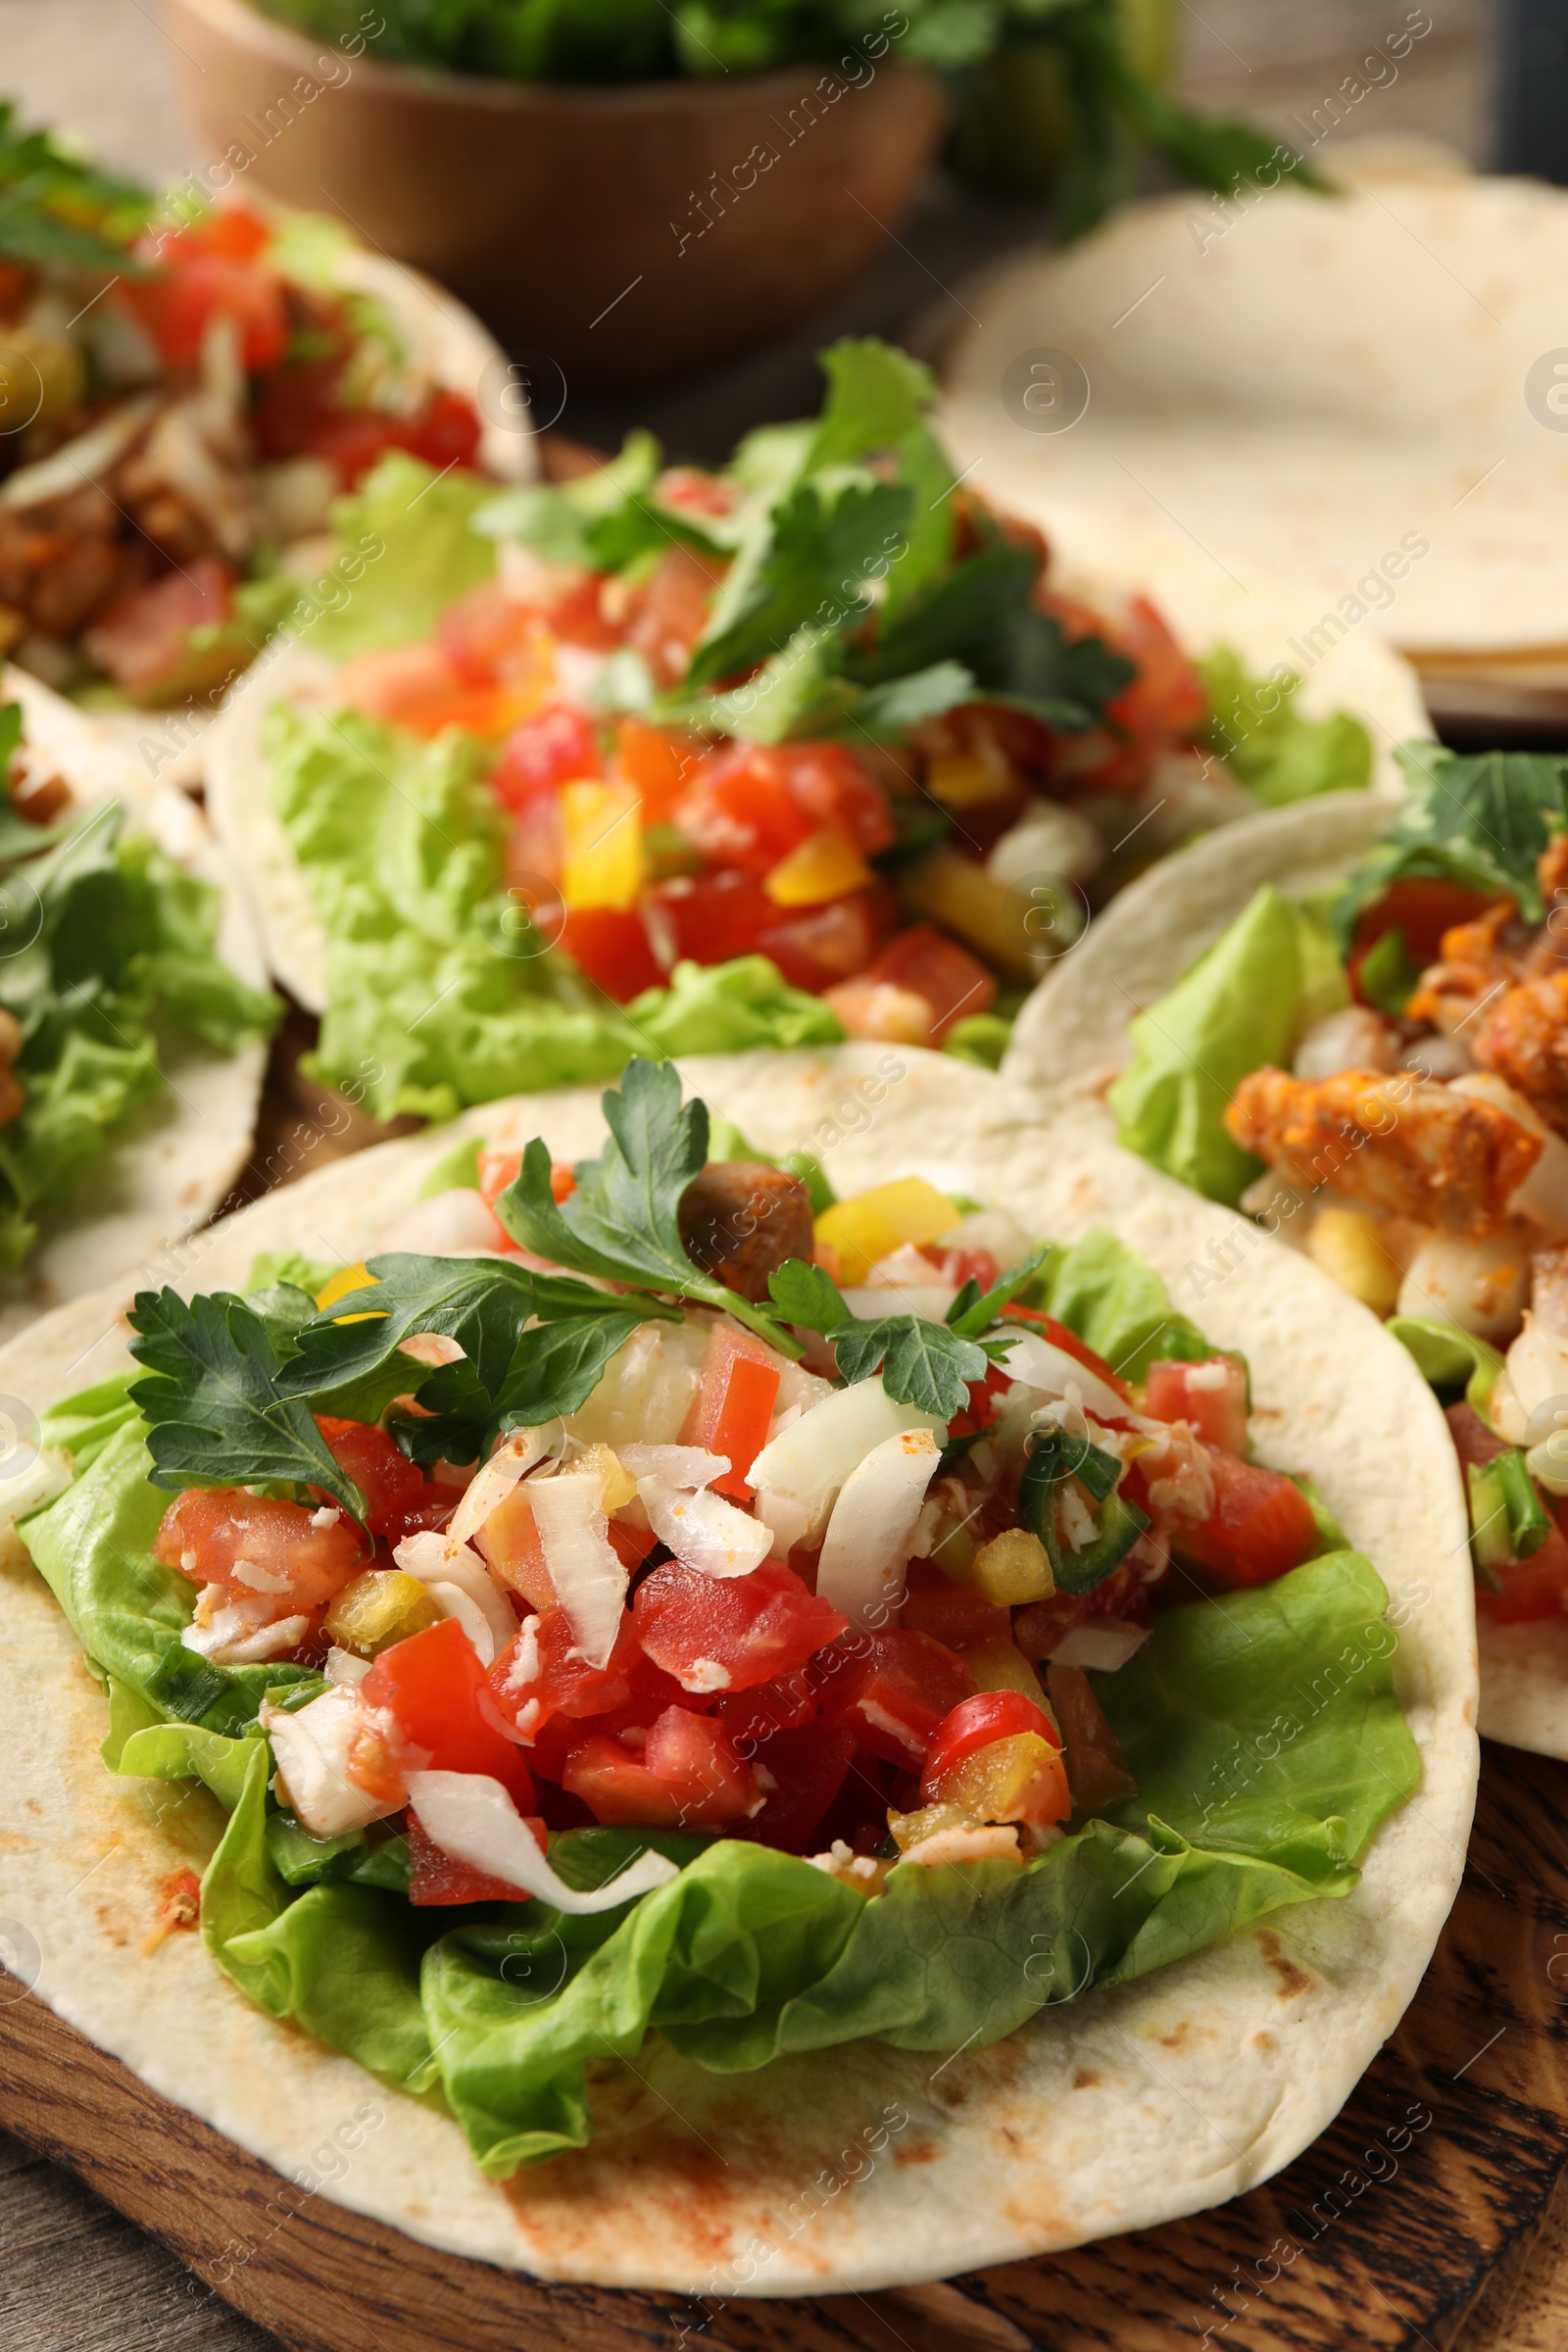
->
[127, 1289, 365, 1518]
[685, 478, 913, 688]
[832, 1315, 989, 1419]
[389, 1309, 652, 1466]
[767, 1257, 852, 1333]
[947, 1243, 1053, 1338]
[1337, 744, 1568, 939]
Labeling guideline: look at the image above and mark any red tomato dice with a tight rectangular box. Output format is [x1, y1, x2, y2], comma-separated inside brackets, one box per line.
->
[335, 640, 515, 738]
[153, 1486, 364, 1609]
[549, 574, 623, 649]
[561, 905, 664, 1003]
[489, 1604, 638, 1736]
[361, 1618, 533, 1805]
[407, 1808, 548, 1905]
[901, 1560, 1012, 1650]
[86, 557, 236, 703]
[818, 1628, 977, 1767]
[867, 926, 996, 1043]
[1446, 1402, 1568, 1622]
[626, 545, 725, 683]
[491, 704, 603, 810]
[680, 1325, 781, 1499]
[1003, 1306, 1133, 1403]
[438, 580, 550, 686]
[756, 891, 885, 994]
[122, 241, 287, 372]
[646, 871, 779, 966]
[613, 717, 702, 824]
[315, 1416, 437, 1543]
[306, 388, 483, 490]
[717, 1668, 820, 1749]
[676, 742, 893, 881]
[738, 1722, 857, 1852]
[1348, 880, 1500, 1004]
[563, 1705, 759, 1829]
[920, 1690, 1060, 1799]
[1176, 1447, 1321, 1588]
[633, 1560, 849, 1695]
[1143, 1357, 1250, 1458]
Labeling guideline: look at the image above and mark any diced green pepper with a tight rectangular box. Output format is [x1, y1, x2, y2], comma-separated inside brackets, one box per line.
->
[1020, 1428, 1151, 1595]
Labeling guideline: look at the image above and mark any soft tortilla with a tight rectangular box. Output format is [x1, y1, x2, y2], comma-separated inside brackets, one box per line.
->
[937, 168, 1568, 666]
[1006, 799, 1558, 1757]
[0, 1046, 1477, 2290]
[203, 574, 1428, 1020]
[0, 667, 269, 1342]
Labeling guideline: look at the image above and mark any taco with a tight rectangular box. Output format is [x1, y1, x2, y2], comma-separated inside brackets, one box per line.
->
[1009, 742, 1568, 1755]
[0, 1046, 1475, 2289]
[204, 335, 1421, 1124]
[0, 663, 274, 1335]
[0, 100, 528, 754]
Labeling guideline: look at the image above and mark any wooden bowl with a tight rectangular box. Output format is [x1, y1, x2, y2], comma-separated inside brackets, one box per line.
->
[161, 0, 949, 386]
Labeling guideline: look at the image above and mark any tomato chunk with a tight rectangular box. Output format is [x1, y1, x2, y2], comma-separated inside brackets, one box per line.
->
[489, 1604, 637, 1735]
[492, 704, 603, 809]
[920, 1690, 1060, 1798]
[1446, 1402, 1568, 1622]
[85, 557, 237, 703]
[561, 905, 664, 1002]
[634, 1560, 849, 1695]
[1143, 1357, 1249, 1458]
[438, 581, 552, 686]
[361, 1618, 534, 1805]
[316, 1416, 435, 1541]
[626, 545, 725, 684]
[407, 1808, 548, 1904]
[738, 1722, 857, 1852]
[1348, 879, 1499, 1004]
[901, 1559, 1012, 1650]
[819, 1628, 977, 1766]
[305, 388, 483, 490]
[867, 926, 996, 1043]
[1003, 1306, 1133, 1402]
[1176, 1447, 1320, 1588]
[676, 742, 893, 881]
[122, 237, 288, 372]
[153, 1486, 364, 1609]
[563, 1705, 759, 1829]
[613, 717, 702, 823]
[680, 1325, 781, 1499]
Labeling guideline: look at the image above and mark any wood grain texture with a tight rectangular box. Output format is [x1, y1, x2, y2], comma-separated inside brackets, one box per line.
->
[2, 1742, 1567, 2352]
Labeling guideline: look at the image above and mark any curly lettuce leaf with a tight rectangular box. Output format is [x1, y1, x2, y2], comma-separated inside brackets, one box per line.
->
[625, 956, 843, 1056]
[1038, 1224, 1213, 1379]
[295, 452, 499, 661]
[1199, 647, 1373, 808]
[1108, 884, 1348, 1206]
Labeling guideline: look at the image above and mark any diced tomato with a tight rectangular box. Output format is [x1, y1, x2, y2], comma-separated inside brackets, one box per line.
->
[438, 581, 552, 686]
[1349, 879, 1501, 1004]
[646, 871, 778, 966]
[561, 905, 663, 1002]
[1003, 1306, 1133, 1403]
[867, 926, 996, 1043]
[1143, 1357, 1250, 1458]
[489, 1604, 639, 1734]
[1446, 1402, 1568, 1622]
[550, 574, 623, 649]
[676, 742, 893, 881]
[1176, 1446, 1320, 1588]
[818, 1628, 977, 1767]
[305, 388, 483, 490]
[491, 704, 603, 809]
[934, 1246, 1000, 1295]
[122, 236, 288, 372]
[474, 1483, 553, 1610]
[563, 1704, 759, 1829]
[613, 717, 703, 824]
[407, 1808, 547, 1904]
[250, 356, 350, 460]
[738, 1722, 857, 1852]
[634, 1560, 849, 1695]
[153, 1486, 364, 1609]
[626, 545, 726, 684]
[920, 1690, 1060, 1799]
[477, 1147, 521, 1207]
[314, 1416, 440, 1544]
[717, 1668, 820, 1748]
[901, 1559, 1012, 1650]
[757, 890, 886, 993]
[334, 639, 519, 738]
[85, 557, 236, 703]
[1073, 595, 1206, 793]
[679, 1325, 781, 1499]
[361, 1618, 534, 1804]
[657, 466, 734, 518]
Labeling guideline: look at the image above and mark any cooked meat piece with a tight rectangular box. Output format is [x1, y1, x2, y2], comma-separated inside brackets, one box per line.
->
[1225, 1066, 1542, 1232]
[1406, 899, 1523, 1035]
[678, 1161, 814, 1301]
[0, 1006, 24, 1128]
[0, 483, 127, 637]
[1472, 966, 1568, 1138]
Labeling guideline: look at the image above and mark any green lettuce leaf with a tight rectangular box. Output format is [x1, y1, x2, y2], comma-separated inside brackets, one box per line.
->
[624, 956, 843, 1056]
[1199, 647, 1373, 807]
[1038, 1225, 1213, 1378]
[1108, 884, 1348, 1205]
[296, 452, 499, 660]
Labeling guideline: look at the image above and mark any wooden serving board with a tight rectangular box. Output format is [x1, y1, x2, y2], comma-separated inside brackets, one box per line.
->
[2, 1743, 1567, 2352]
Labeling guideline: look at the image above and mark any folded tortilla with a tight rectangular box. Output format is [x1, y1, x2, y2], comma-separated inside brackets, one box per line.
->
[0, 666, 269, 1341]
[1006, 797, 1565, 1757]
[0, 1045, 1477, 2289]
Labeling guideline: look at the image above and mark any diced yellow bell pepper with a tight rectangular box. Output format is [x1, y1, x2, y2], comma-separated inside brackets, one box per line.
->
[579, 1442, 637, 1511]
[813, 1177, 959, 1287]
[763, 828, 871, 907]
[316, 1262, 384, 1323]
[561, 781, 642, 911]
[925, 746, 1015, 809]
[1307, 1208, 1403, 1316]
[960, 1637, 1048, 1703]
[902, 847, 1066, 987]
[927, 1510, 978, 1584]
[967, 1527, 1054, 1605]
[938, 1731, 1068, 1826]
[324, 1569, 440, 1655]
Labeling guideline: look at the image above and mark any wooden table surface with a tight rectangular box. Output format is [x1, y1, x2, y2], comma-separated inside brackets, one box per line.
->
[0, 3, 1519, 2344]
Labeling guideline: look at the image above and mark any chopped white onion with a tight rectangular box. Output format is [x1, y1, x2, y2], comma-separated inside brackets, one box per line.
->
[407, 1771, 679, 1912]
[816, 1427, 940, 1630]
[262, 1688, 398, 1838]
[324, 1645, 369, 1688]
[1504, 1313, 1568, 1438]
[1397, 1230, 1530, 1343]
[637, 1477, 772, 1578]
[526, 1468, 627, 1667]
[181, 1589, 311, 1664]
[842, 1284, 960, 1323]
[617, 1444, 728, 1488]
[446, 1426, 562, 1546]
[749, 1377, 946, 1543]
[393, 1530, 517, 1664]
[564, 1318, 707, 1448]
[993, 1329, 1126, 1422]
[1044, 1621, 1150, 1672]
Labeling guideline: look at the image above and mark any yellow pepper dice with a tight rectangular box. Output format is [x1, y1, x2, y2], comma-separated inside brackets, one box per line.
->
[316, 1262, 384, 1323]
[938, 1731, 1068, 1827]
[925, 747, 1014, 809]
[763, 828, 871, 907]
[323, 1569, 440, 1655]
[561, 780, 643, 911]
[1307, 1208, 1403, 1316]
[968, 1527, 1054, 1605]
[960, 1637, 1048, 1703]
[579, 1442, 637, 1512]
[903, 846, 1070, 987]
[813, 1177, 959, 1287]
